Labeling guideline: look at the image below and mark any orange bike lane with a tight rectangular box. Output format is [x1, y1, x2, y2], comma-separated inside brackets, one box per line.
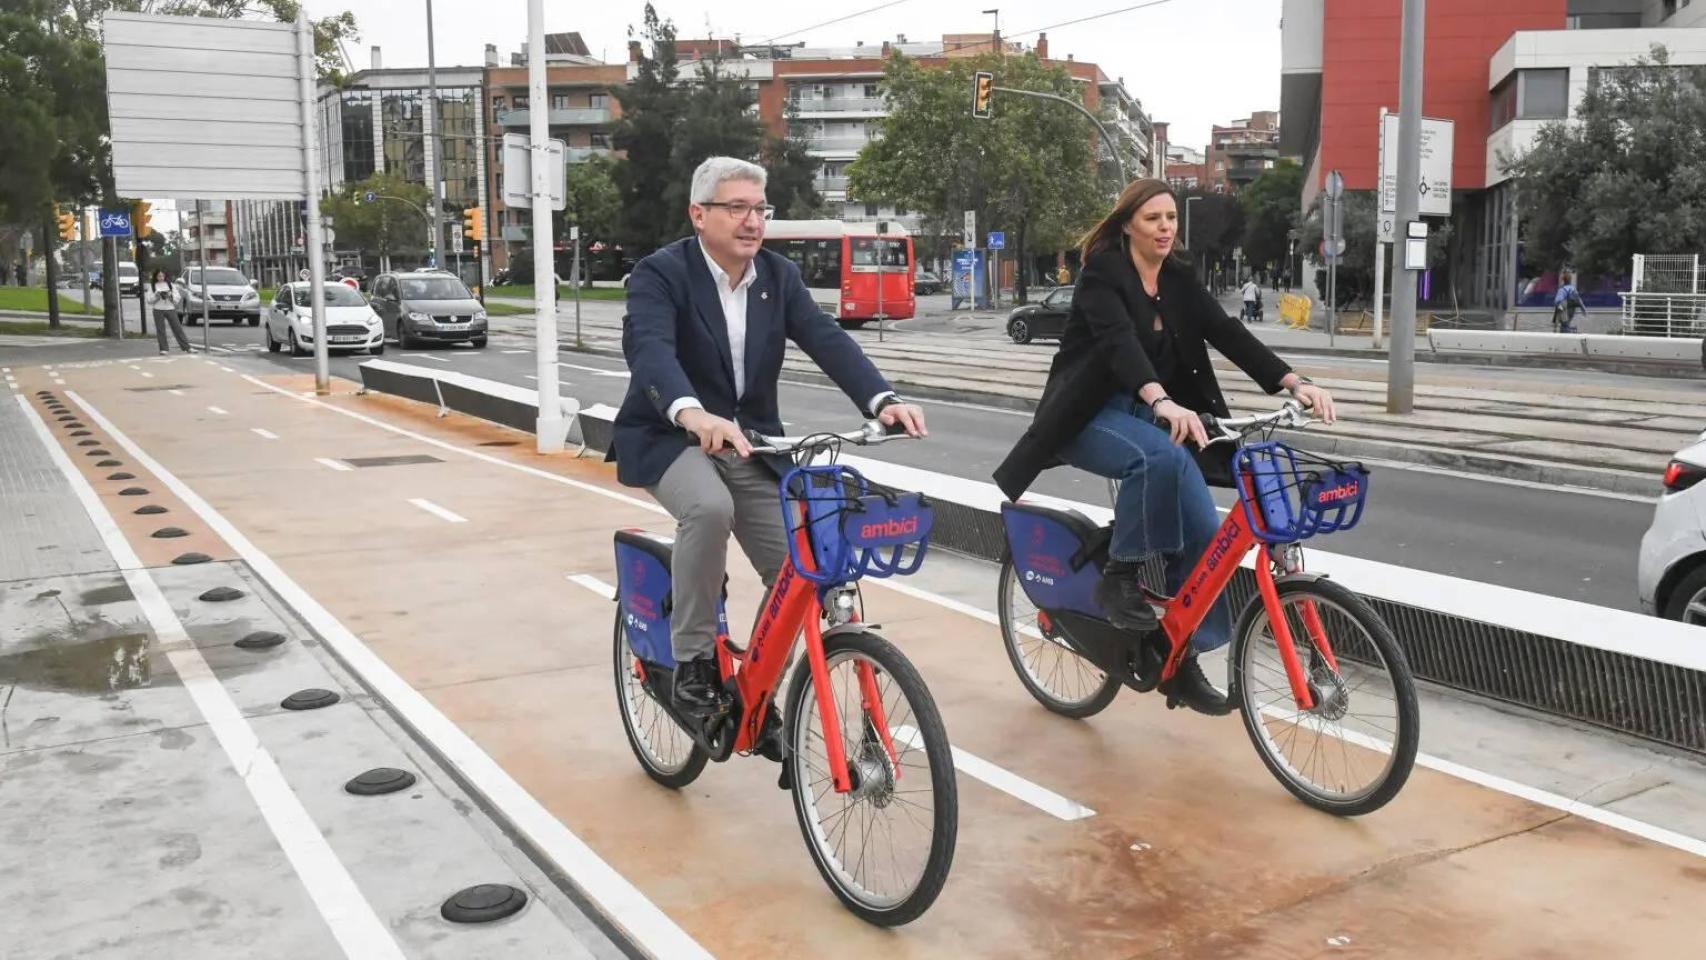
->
[17, 353, 1704, 959]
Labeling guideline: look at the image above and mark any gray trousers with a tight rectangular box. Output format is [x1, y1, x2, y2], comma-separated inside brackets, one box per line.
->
[648, 447, 790, 661]
[153, 307, 192, 352]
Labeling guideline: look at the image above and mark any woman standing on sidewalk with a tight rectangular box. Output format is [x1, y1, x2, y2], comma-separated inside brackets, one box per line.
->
[993, 178, 1337, 714]
[147, 269, 191, 354]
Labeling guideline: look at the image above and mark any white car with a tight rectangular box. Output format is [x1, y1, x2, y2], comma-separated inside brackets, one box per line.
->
[1638, 428, 1706, 624]
[116, 261, 140, 296]
[264, 282, 384, 357]
[176, 266, 263, 325]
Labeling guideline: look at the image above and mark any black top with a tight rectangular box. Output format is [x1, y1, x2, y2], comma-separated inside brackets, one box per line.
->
[993, 245, 1293, 500]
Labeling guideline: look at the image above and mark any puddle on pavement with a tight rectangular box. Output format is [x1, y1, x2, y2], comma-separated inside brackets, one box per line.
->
[79, 584, 136, 606]
[0, 630, 154, 693]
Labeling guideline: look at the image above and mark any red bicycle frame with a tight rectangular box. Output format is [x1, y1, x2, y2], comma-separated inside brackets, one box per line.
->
[709, 501, 895, 794]
[1153, 476, 1337, 710]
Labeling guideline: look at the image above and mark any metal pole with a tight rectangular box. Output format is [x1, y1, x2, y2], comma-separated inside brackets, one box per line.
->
[1373, 239, 1387, 349]
[424, 0, 441, 268]
[196, 200, 210, 352]
[572, 226, 582, 348]
[528, 0, 563, 453]
[297, 12, 329, 394]
[1388, 0, 1425, 413]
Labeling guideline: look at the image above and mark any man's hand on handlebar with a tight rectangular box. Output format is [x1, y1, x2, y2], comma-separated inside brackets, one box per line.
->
[878, 402, 928, 438]
[678, 408, 753, 456]
[1153, 398, 1210, 449]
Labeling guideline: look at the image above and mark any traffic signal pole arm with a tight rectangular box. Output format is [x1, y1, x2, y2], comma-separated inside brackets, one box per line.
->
[991, 86, 1129, 185]
[365, 193, 436, 238]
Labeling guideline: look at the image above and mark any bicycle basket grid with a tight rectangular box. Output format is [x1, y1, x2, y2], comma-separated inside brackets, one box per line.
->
[779, 463, 933, 585]
[1233, 440, 1369, 543]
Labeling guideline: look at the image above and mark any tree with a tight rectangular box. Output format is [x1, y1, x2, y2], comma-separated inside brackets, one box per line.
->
[1178, 189, 1244, 287]
[611, 4, 685, 253]
[848, 52, 1107, 302]
[764, 104, 827, 221]
[1505, 45, 1706, 278]
[1239, 160, 1304, 274]
[561, 154, 622, 247]
[320, 173, 431, 265]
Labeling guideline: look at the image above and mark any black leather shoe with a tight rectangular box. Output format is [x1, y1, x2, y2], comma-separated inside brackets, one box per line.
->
[672, 657, 728, 717]
[754, 707, 785, 764]
[1094, 562, 1160, 633]
[1161, 653, 1232, 716]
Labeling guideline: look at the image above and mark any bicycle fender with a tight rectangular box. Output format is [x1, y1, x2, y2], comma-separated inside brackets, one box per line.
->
[822, 622, 884, 642]
[1271, 572, 1331, 587]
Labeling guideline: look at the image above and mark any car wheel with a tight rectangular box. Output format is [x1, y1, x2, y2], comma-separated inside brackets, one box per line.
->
[471, 336, 487, 349]
[398, 322, 417, 350]
[289, 329, 307, 357]
[248, 315, 260, 326]
[1662, 564, 1706, 625]
[370, 342, 385, 356]
[1009, 318, 1032, 344]
[265, 321, 280, 353]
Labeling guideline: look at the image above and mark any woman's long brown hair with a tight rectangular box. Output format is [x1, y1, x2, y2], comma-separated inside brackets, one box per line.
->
[1078, 177, 1178, 264]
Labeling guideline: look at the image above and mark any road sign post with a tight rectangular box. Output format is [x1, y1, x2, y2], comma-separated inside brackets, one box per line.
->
[1389, 0, 1427, 414]
[1324, 170, 1344, 346]
[526, 0, 565, 454]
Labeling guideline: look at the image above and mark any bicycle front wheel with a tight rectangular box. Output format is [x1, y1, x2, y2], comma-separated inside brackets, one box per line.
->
[784, 630, 957, 926]
[1231, 578, 1419, 816]
[998, 555, 1120, 718]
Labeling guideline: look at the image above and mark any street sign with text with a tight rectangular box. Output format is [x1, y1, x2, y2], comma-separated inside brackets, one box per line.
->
[1381, 113, 1454, 217]
[962, 210, 976, 249]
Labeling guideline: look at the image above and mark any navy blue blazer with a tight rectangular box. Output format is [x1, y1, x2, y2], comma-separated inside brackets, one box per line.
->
[610, 237, 893, 488]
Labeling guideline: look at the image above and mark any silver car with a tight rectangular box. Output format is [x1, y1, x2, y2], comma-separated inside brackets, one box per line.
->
[177, 266, 263, 325]
[1638, 428, 1706, 623]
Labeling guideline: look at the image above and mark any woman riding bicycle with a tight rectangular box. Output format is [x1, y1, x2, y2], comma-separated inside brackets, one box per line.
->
[994, 178, 1337, 714]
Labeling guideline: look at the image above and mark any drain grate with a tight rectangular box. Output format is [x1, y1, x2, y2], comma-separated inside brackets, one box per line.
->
[340, 454, 445, 468]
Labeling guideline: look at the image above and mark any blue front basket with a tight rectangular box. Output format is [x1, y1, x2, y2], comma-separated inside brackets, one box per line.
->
[1234, 440, 1370, 544]
[779, 464, 933, 585]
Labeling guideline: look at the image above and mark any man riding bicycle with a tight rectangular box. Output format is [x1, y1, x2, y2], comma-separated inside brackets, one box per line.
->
[612, 156, 926, 717]
[994, 178, 1336, 715]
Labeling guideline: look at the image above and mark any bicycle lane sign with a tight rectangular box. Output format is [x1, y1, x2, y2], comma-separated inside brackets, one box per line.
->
[99, 208, 134, 237]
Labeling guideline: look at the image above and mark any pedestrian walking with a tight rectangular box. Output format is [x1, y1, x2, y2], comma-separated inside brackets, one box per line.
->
[147, 269, 192, 354]
[1056, 263, 1071, 286]
[1553, 273, 1585, 333]
[1240, 276, 1262, 323]
[14, 261, 25, 286]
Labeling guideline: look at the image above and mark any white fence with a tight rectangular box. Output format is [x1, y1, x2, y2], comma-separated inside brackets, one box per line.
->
[1616, 254, 1704, 337]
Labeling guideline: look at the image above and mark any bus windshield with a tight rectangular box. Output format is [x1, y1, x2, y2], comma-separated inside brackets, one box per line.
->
[851, 238, 908, 271]
[763, 237, 842, 288]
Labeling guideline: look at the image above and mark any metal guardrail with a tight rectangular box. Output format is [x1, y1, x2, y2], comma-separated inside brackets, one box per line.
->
[1619, 291, 1706, 338]
[358, 366, 1706, 757]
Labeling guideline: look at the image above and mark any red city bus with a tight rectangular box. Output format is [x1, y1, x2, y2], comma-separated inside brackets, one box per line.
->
[762, 219, 915, 328]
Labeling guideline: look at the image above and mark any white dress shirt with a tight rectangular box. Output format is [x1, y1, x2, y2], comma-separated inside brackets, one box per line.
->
[669, 245, 895, 426]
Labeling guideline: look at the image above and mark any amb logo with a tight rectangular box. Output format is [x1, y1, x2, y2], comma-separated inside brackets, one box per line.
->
[861, 517, 919, 539]
[1023, 569, 1056, 587]
[1313, 480, 1360, 505]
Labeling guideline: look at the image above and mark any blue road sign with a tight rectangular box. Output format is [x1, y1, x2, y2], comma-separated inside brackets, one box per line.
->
[987, 231, 1005, 250]
[363, 191, 377, 203]
[99, 209, 133, 237]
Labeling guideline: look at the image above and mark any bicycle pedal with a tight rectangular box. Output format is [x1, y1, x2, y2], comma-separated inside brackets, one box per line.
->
[776, 762, 794, 792]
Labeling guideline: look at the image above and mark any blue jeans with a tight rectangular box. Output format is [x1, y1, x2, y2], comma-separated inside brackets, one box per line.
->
[1058, 396, 1232, 652]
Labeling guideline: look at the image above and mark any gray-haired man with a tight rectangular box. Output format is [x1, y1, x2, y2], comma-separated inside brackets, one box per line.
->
[610, 156, 927, 715]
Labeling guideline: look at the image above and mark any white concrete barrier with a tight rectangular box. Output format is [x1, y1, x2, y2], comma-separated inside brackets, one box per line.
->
[1428, 329, 1704, 364]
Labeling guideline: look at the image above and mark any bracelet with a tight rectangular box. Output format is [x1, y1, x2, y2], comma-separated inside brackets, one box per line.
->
[1288, 376, 1314, 393]
[1148, 395, 1171, 410]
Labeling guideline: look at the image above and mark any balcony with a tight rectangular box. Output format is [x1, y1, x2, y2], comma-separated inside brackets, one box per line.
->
[495, 107, 612, 128]
[787, 96, 887, 116]
[1221, 138, 1280, 161]
[800, 134, 871, 155]
[566, 146, 613, 163]
[815, 175, 849, 193]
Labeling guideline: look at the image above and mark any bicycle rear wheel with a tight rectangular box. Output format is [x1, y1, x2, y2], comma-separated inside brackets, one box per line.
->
[998, 555, 1120, 718]
[613, 608, 707, 789]
[1231, 578, 1418, 816]
[784, 630, 957, 926]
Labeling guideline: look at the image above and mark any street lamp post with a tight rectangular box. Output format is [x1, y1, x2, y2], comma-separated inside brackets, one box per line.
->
[424, 0, 442, 267]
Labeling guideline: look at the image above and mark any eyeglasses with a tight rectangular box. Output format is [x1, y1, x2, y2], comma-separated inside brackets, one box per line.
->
[702, 201, 776, 221]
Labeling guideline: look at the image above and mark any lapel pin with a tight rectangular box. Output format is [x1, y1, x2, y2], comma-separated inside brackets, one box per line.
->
[761, 291, 769, 300]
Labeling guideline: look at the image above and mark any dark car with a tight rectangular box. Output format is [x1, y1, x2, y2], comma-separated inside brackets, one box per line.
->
[369, 271, 489, 348]
[1006, 285, 1074, 344]
[914, 270, 945, 296]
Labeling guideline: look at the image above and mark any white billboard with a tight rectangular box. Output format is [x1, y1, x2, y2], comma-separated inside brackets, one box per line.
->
[102, 12, 309, 200]
[501, 133, 567, 211]
[1380, 113, 1454, 217]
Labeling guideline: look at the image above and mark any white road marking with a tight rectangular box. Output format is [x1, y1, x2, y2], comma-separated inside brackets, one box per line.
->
[567, 574, 616, 600]
[168, 389, 184, 396]
[502, 349, 529, 354]
[218, 366, 235, 373]
[402, 353, 452, 363]
[139, 371, 154, 378]
[63, 389, 711, 960]
[559, 362, 629, 379]
[893, 725, 1096, 821]
[252, 427, 279, 440]
[21, 396, 407, 960]
[408, 497, 467, 523]
[207, 405, 229, 415]
[315, 457, 355, 472]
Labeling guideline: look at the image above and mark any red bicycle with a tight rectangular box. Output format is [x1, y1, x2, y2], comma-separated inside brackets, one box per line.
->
[612, 423, 958, 925]
[998, 401, 1420, 815]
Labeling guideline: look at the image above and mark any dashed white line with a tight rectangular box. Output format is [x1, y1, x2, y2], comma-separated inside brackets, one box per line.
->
[559, 362, 629, 379]
[892, 724, 1097, 821]
[567, 574, 616, 600]
[168, 389, 184, 397]
[402, 353, 452, 363]
[407, 497, 467, 523]
[501, 349, 529, 354]
[315, 457, 355, 472]
[218, 366, 235, 373]
[207, 405, 229, 415]
[252, 428, 280, 440]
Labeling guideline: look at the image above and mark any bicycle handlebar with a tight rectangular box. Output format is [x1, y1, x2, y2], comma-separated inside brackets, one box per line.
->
[745, 419, 914, 455]
[1201, 399, 1314, 447]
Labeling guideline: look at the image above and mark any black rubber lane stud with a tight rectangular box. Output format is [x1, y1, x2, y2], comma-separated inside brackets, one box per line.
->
[35, 391, 53, 397]
[171, 552, 212, 565]
[61, 421, 84, 429]
[235, 630, 286, 650]
[76, 439, 100, 447]
[345, 767, 418, 796]
[134, 505, 167, 516]
[69, 430, 91, 437]
[281, 689, 340, 711]
[118, 487, 148, 496]
[106, 472, 135, 480]
[84, 449, 111, 457]
[97, 460, 123, 468]
[55, 415, 76, 422]
[441, 884, 527, 924]
[199, 586, 244, 602]
[151, 527, 189, 539]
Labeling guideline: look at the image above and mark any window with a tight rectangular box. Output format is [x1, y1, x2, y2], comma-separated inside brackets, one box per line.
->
[1520, 68, 1568, 120]
[864, 202, 879, 217]
[492, 95, 506, 112]
[1490, 76, 1517, 131]
[590, 132, 611, 149]
[863, 83, 880, 98]
[551, 93, 571, 110]
[590, 93, 608, 110]
[513, 94, 529, 109]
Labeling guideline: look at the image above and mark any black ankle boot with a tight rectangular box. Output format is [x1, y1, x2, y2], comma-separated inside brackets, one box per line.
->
[1161, 653, 1231, 716]
[672, 657, 728, 717]
[1094, 561, 1160, 632]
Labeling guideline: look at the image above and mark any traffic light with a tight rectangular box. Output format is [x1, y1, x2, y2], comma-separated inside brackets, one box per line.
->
[972, 71, 994, 119]
[462, 206, 483, 243]
[132, 201, 153, 238]
[56, 210, 75, 243]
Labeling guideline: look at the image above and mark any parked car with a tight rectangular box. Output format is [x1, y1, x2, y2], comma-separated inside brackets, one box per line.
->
[368, 270, 488, 349]
[914, 270, 945, 296]
[264, 282, 384, 356]
[1638, 428, 1706, 624]
[116, 261, 140, 296]
[1006, 285, 1075, 344]
[176, 266, 262, 326]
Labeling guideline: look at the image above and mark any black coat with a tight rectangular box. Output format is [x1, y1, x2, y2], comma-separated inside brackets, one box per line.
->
[993, 246, 1293, 500]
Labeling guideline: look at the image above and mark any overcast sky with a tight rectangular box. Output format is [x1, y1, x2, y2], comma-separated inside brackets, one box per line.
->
[309, 0, 1282, 152]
